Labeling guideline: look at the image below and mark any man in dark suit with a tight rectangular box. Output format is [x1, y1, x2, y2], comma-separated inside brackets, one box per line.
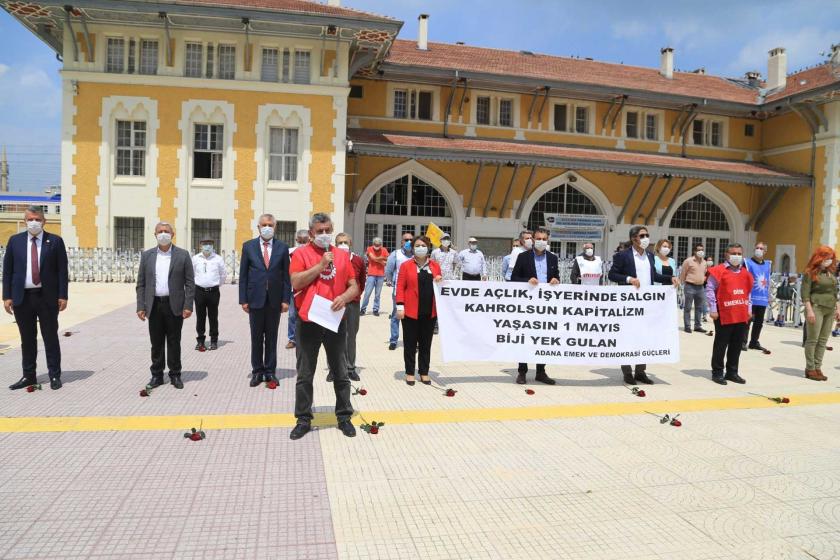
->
[511, 227, 560, 385]
[136, 222, 194, 389]
[239, 213, 290, 387]
[3, 206, 68, 390]
[608, 225, 679, 385]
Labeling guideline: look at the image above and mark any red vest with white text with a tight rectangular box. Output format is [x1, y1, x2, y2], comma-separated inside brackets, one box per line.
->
[292, 243, 351, 323]
[708, 264, 753, 325]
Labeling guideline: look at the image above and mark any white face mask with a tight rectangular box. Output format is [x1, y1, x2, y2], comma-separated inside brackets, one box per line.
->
[337, 243, 350, 252]
[728, 254, 743, 267]
[822, 259, 833, 268]
[314, 233, 332, 249]
[26, 220, 43, 235]
[201, 245, 213, 255]
[156, 232, 172, 246]
[754, 249, 765, 259]
[259, 226, 274, 240]
[414, 246, 429, 258]
[584, 248, 594, 257]
[659, 247, 671, 256]
[522, 239, 533, 250]
[441, 239, 451, 248]
[469, 243, 478, 251]
[534, 239, 548, 252]
[639, 237, 650, 250]
[696, 251, 705, 259]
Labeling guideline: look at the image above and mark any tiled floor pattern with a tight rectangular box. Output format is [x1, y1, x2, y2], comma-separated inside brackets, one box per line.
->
[2, 285, 840, 559]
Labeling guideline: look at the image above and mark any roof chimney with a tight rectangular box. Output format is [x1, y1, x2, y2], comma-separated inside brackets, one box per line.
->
[745, 71, 761, 87]
[417, 14, 429, 51]
[767, 47, 787, 90]
[831, 43, 840, 64]
[660, 47, 674, 79]
[327, 0, 340, 6]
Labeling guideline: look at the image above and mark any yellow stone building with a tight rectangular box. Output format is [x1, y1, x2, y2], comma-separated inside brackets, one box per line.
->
[3, 0, 839, 272]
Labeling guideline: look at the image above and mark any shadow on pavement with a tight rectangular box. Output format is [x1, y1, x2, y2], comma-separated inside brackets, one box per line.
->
[61, 370, 95, 384]
[771, 366, 805, 378]
[181, 370, 208, 383]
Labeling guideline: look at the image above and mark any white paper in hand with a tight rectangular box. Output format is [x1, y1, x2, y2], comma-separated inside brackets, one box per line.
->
[309, 294, 345, 332]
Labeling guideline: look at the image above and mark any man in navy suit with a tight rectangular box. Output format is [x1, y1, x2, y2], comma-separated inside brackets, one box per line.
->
[608, 225, 679, 385]
[511, 227, 560, 385]
[239, 213, 290, 387]
[3, 206, 68, 390]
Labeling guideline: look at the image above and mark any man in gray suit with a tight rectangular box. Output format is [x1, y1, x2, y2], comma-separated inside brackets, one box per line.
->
[136, 222, 195, 389]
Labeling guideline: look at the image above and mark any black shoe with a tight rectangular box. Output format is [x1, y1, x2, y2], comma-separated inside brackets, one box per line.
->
[249, 373, 263, 387]
[338, 420, 356, 437]
[712, 374, 727, 385]
[290, 422, 311, 440]
[748, 343, 769, 354]
[694, 327, 707, 333]
[326, 371, 334, 383]
[741, 342, 748, 351]
[405, 375, 415, 386]
[148, 376, 165, 389]
[373, 311, 380, 317]
[50, 377, 62, 390]
[170, 375, 184, 389]
[360, 310, 366, 316]
[635, 372, 654, 385]
[195, 342, 206, 351]
[420, 375, 431, 385]
[516, 372, 527, 385]
[388, 343, 396, 350]
[725, 373, 746, 384]
[349, 371, 360, 382]
[209, 341, 218, 351]
[9, 377, 36, 390]
[684, 327, 692, 333]
[265, 373, 279, 384]
[623, 372, 636, 385]
[535, 372, 556, 385]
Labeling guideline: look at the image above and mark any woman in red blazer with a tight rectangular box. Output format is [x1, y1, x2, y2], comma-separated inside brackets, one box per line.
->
[396, 236, 442, 385]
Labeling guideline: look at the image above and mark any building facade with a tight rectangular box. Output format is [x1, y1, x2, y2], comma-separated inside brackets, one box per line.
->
[3, 0, 839, 272]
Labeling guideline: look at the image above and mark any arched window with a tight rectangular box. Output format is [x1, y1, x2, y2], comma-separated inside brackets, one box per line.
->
[668, 194, 731, 264]
[526, 183, 599, 257]
[364, 174, 452, 250]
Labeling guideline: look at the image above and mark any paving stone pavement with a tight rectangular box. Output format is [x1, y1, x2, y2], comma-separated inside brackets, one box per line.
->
[1, 284, 840, 559]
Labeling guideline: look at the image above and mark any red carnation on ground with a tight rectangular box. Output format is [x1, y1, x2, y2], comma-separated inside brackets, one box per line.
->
[26, 384, 42, 393]
[266, 380, 278, 390]
[628, 386, 646, 398]
[445, 388, 457, 397]
[647, 412, 682, 427]
[359, 415, 384, 435]
[525, 389, 535, 395]
[183, 422, 206, 441]
[749, 392, 791, 404]
[352, 385, 367, 396]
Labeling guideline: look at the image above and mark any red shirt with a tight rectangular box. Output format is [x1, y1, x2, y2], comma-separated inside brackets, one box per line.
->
[290, 243, 352, 322]
[709, 264, 753, 325]
[348, 252, 366, 303]
[366, 246, 389, 276]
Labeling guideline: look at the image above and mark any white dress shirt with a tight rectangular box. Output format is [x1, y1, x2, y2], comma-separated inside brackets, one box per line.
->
[193, 252, 226, 288]
[458, 249, 487, 277]
[24, 232, 43, 289]
[155, 246, 172, 296]
[631, 247, 652, 287]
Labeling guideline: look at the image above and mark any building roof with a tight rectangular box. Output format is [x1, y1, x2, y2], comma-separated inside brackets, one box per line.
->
[164, 0, 396, 22]
[0, 193, 61, 202]
[385, 40, 840, 106]
[348, 130, 810, 188]
[766, 63, 840, 102]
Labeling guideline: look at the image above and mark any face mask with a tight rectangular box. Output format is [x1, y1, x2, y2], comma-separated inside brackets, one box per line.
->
[696, 251, 705, 258]
[201, 245, 213, 255]
[414, 246, 429, 258]
[639, 237, 650, 250]
[522, 239, 533, 250]
[26, 220, 43, 235]
[728, 254, 743, 267]
[441, 239, 451, 248]
[754, 249, 764, 259]
[822, 259, 833, 268]
[259, 226, 274, 240]
[469, 243, 478, 251]
[534, 240, 548, 252]
[706, 260, 714, 267]
[337, 243, 350, 252]
[584, 248, 594, 257]
[659, 247, 671, 256]
[156, 232, 172, 246]
[315, 233, 332, 249]
[403, 241, 413, 252]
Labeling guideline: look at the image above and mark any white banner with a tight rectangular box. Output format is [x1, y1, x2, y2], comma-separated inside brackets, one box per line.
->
[435, 281, 679, 366]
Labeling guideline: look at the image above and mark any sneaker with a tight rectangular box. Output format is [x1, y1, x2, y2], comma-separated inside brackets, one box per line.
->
[373, 311, 380, 317]
[360, 310, 366, 316]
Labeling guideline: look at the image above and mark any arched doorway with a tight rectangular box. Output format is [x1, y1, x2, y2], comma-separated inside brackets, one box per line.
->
[362, 173, 453, 251]
[667, 194, 731, 264]
[526, 183, 601, 258]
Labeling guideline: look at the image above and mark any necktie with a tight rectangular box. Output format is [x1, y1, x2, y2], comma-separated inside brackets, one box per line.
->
[263, 241, 270, 268]
[31, 237, 41, 285]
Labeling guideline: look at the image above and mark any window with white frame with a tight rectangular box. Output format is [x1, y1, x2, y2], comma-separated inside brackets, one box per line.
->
[692, 118, 724, 147]
[205, 44, 215, 78]
[553, 103, 568, 131]
[217, 45, 236, 80]
[127, 39, 136, 74]
[193, 123, 224, 179]
[474, 95, 515, 127]
[106, 38, 125, 73]
[625, 111, 639, 138]
[575, 106, 589, 134]
[282, 48, 290, 82]
[138, 39, 158, 75]
[625, 110, 659, 140]
[393, 89, 408, 118]
[115, 120, 146, 177]
[261, 48, 279, 82]
[185, 42, 203, 78]
[268, 127, 298, 182]
[392, 88, 433, 120]
[476, 96, 491, 125]
[499, 99, 513, 127]
[645, 114, 658, 140]
[294, 51, 311, 84]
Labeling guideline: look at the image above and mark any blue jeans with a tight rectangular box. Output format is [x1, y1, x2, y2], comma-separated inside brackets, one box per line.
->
[287, 291, 297, 342]
[361, 275, 385, 313]
[389, 289, 400, 345]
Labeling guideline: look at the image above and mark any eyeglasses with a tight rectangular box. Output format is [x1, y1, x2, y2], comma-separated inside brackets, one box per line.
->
[638, 234, 650, 239]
